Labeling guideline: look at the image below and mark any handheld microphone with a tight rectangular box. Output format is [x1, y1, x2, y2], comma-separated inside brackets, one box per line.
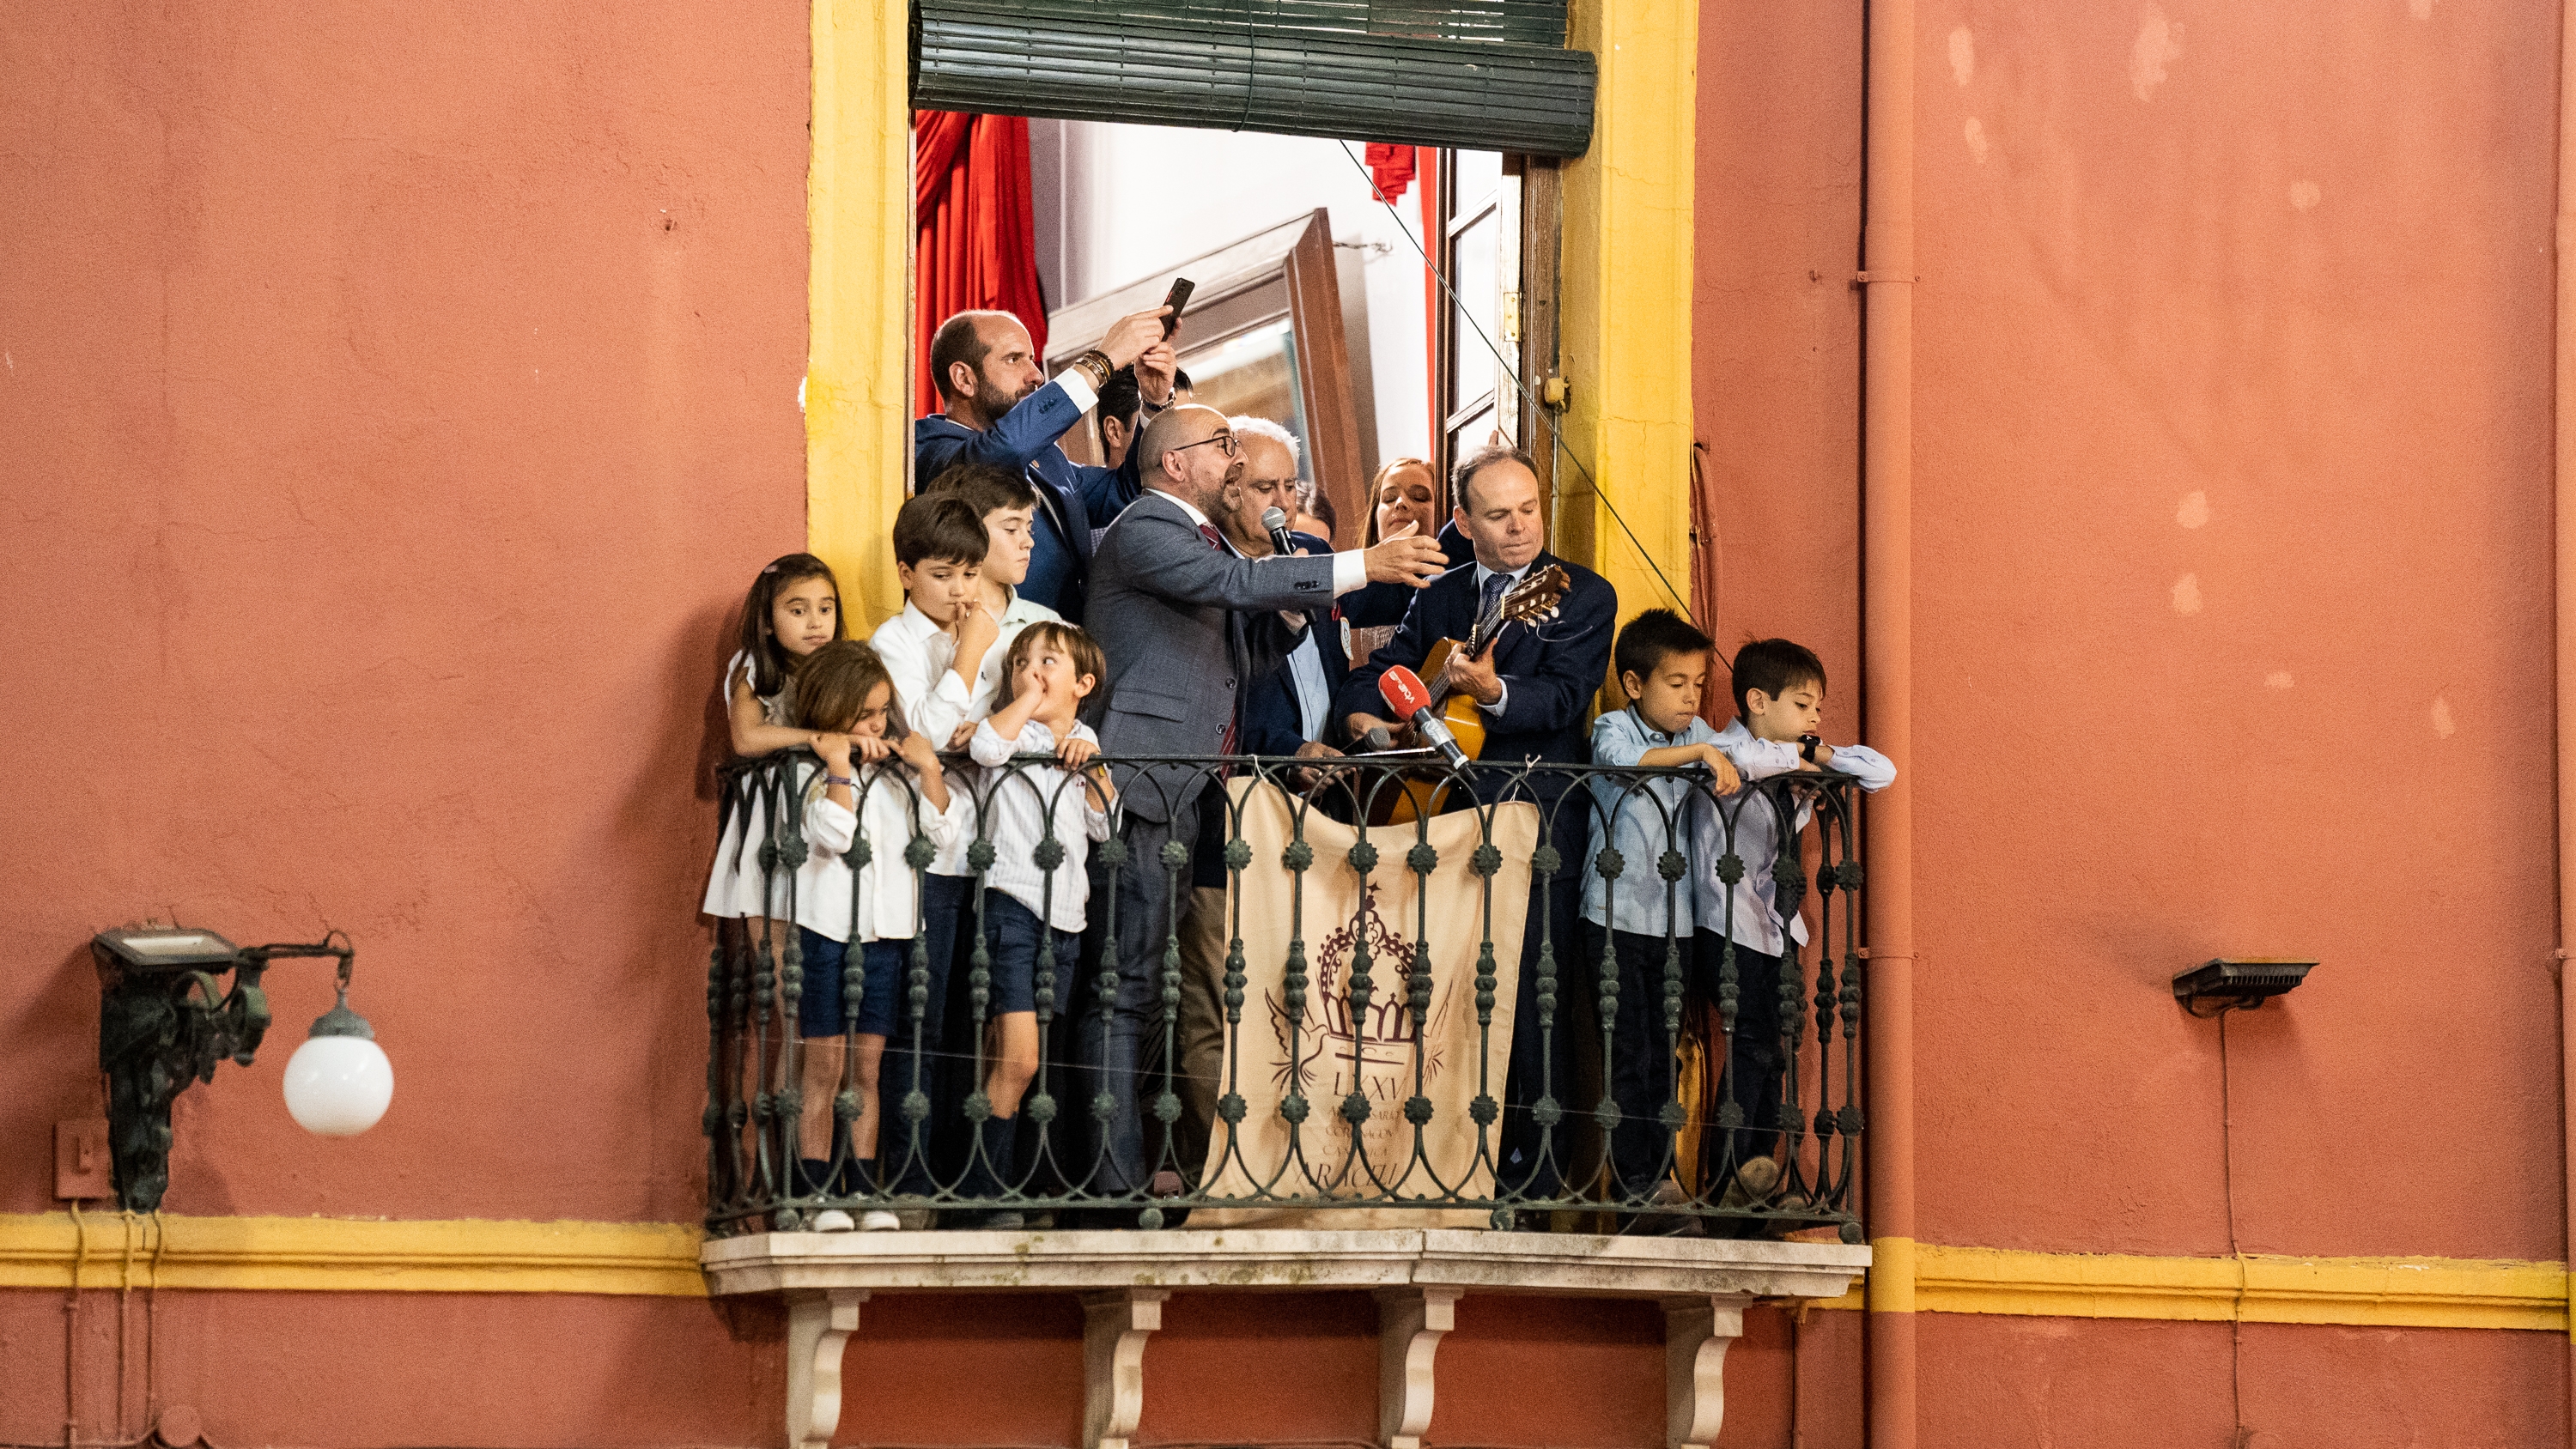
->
[1261, 504, 1320, 630]
[1361, 726, 1394, 753]
[1260, 505, 1297, 558]
[1378, 666, 1467, 769]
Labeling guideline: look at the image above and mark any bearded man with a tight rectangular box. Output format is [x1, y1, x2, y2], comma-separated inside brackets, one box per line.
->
[913, 306, 1175, 621]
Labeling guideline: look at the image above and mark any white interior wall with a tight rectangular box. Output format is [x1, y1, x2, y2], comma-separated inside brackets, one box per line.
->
[1028, 118, 1431, 472]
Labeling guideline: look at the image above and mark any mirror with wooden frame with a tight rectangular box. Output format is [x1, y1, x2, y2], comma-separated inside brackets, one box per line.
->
[1048, 209, 1364, 543]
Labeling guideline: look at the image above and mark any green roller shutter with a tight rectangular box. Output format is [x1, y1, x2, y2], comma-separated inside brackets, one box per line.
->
[912, 0, 1595, 159]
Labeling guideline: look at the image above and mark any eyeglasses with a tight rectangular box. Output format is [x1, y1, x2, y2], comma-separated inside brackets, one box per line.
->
[1172, 432, 1241, 458]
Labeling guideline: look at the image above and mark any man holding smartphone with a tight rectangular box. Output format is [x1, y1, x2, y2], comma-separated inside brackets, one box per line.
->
[915, 302, 1178, 622]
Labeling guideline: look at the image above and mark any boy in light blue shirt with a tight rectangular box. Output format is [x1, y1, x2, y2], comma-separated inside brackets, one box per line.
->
[1583, 609, 1742, 1219]
[1700, 638, 1894, 1209]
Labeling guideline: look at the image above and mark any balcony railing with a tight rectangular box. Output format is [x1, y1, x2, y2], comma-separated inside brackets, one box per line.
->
[702, 749, 1866, 1240]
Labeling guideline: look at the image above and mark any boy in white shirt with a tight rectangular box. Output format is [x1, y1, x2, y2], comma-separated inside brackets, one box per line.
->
[914, 462, 1066, 747]
[954, 621, 1115, 1229]
[1700, 639, 1894, 1211]
[1582, 609, 1743, 1221]
[865, 494, 992, 1207]
[871, 494, 999, 751]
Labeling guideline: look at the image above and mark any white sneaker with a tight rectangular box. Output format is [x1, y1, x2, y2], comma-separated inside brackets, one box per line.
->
[811, 1209, 857, 1233]
[860, 1210, 902, 1232]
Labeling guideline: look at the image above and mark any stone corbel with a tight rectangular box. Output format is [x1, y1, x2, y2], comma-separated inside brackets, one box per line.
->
[1376, 1285, 1462, 1449]
[1083, 1288, 1171, 1449]
[1663, 1293, 1752, 1449]
[785, 1288, 869, 1449]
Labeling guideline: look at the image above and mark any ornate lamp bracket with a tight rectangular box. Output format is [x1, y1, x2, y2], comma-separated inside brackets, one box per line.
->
[91, 927, 355, 1211]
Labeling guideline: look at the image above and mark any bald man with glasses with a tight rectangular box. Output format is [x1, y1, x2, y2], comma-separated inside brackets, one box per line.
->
[1077, 405, 1447, 1216]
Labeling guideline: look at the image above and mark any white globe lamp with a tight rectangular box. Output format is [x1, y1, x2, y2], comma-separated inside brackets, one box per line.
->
[282, 990, 392, 1136]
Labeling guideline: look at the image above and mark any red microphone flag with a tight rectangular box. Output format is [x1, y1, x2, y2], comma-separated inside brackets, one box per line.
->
[1379, 666, 1433, 718]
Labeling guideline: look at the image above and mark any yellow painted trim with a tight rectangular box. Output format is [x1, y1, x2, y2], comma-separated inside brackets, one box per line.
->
[0, 1214, 705, 1298]
[806, 0, 912, 629]
[1817, 1244, 2567, 1333]
[0, 1214, 2558, 1333]
[1867, 1234, 1916, 1313]
[1556, 0, 1697, 621]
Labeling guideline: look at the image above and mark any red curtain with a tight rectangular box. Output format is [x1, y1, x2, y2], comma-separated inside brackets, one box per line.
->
[914, 111, 1048, 421]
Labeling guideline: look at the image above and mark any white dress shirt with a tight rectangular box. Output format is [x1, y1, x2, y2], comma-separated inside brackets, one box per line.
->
[1143, 488, 1371, 597]
[968, 717, 1115, 932]
[870, 602, 969, 744]
[1694, 719, 1896, 955]
[785, 759, 963, 945]
[874, 591, 1065, 877]
[1053, 369, 1099, 415]
[955, 590, 1064, 737]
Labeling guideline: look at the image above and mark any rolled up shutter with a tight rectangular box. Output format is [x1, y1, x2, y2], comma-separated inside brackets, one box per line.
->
[911, 0, 1595, 159]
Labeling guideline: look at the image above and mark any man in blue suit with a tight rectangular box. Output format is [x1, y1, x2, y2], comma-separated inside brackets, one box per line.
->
[913, 306, 1176, 621]
[1334, 444, 1619, 1217]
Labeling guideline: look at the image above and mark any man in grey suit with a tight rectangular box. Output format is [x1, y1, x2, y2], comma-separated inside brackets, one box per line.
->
[1081, 404, 1446, 1206]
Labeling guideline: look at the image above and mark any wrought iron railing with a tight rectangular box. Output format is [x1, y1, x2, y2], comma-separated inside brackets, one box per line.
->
[703, 749, 1865, 1240]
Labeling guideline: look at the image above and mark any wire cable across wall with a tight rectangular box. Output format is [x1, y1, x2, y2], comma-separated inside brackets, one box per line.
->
[1333, 140, 1698, 626]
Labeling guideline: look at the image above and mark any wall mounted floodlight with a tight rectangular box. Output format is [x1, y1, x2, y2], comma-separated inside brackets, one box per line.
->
[2172, 957, 2317, 1017]
[90, 926, 392, 1211]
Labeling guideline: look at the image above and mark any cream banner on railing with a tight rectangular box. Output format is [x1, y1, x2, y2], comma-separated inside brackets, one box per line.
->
[1197, 779, 1536, 1228]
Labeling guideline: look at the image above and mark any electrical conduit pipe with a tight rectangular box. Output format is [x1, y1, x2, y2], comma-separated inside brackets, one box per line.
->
[2555, 0, 2576, 1432]
[1861, 0, 1917, 1444]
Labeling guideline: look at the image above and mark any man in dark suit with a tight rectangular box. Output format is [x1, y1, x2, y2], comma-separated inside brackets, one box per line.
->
[1083, 405, 1449, 1204]
[1334, 444, 1619, 1217]
[913, 306, 1174, 621]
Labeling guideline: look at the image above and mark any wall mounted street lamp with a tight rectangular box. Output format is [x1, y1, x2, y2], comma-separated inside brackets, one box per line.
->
[2172, 957, 2318, 1016]
[90, 926, 393, 1211]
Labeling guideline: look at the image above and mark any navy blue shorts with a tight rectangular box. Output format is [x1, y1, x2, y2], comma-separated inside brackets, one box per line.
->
[795, 930, 903, 1039]
[976, 891, 1075, 1017]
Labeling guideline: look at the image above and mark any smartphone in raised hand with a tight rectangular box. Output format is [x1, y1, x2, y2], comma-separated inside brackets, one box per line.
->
[1160, 276, 1194, 337]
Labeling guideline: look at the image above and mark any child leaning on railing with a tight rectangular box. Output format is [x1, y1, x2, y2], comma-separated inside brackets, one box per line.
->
[1700, 637, 1894, 1217]
[1583, 609, 1745, 1221]
[780, 640, 960, 1232]
[703, 553, 850, 954]
[947, 621, 1116, 1232]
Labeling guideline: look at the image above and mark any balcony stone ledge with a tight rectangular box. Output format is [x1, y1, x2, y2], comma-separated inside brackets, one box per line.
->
[709, 1229, 1868, 1449]
[702, 1225, 1868, 1300]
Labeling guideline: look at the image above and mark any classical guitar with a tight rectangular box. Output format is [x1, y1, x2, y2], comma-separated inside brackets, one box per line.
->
[1370, 564, 1571, 824]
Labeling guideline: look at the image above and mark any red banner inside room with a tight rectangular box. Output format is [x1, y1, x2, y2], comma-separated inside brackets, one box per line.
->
[913, 110, 1048, 421]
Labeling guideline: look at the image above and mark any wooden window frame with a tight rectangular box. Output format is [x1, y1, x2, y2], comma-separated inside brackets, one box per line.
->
[1042, 209, 1366, 537]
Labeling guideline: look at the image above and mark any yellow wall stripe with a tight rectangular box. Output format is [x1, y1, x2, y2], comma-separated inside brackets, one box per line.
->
[1556, 0, 1698, 620]
[0, 1216, 2561, 1332]
[1813, 1244, 2567, 1333]
[805, 0, 911, 629]
[0, 1214, 706, 1298]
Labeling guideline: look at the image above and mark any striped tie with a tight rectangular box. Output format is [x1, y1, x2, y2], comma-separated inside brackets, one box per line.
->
[1200, 522, 1239, 759]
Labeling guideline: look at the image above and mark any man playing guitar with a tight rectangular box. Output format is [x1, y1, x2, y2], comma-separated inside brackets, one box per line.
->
[1334, 444, 1619, 1212]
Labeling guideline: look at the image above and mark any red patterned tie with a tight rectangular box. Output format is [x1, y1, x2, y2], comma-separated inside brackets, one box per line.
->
[1198, 523, 1240, 760]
